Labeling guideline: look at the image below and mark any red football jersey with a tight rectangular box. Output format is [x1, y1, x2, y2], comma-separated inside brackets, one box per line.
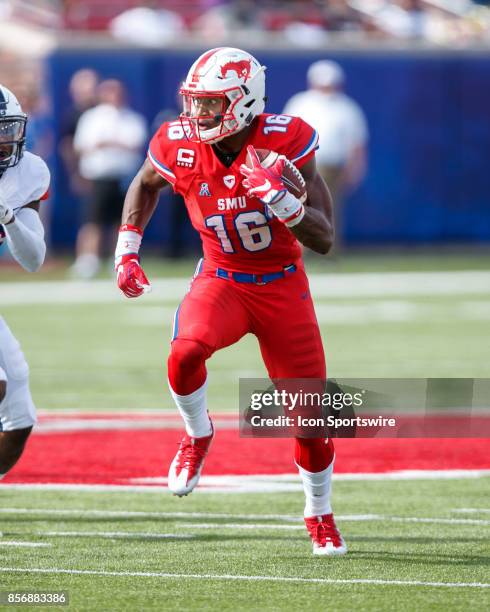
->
[148, 113, 319, 273]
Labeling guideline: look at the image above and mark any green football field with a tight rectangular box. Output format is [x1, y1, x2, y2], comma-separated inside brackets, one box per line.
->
[0, 481, 489, 611]
[1, 251, 489, 610]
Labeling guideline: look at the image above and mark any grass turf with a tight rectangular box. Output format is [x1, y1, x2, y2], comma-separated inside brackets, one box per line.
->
[1, 252, 489, 610]
[0, 479, 489, 611]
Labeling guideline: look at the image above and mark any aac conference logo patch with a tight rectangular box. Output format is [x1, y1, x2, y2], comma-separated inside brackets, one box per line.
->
[199, 183, 211, 197]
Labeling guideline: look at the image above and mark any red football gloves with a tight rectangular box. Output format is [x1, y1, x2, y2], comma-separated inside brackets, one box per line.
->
[115, 224, 151, 298]
[240, 145, 287, 205]
[240, 145, 305, 227]
[116, 253, 151, 298]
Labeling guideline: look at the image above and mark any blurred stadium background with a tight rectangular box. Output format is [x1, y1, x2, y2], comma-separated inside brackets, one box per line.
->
[1, 2, 489, 610]
[1, 0, 490, 254]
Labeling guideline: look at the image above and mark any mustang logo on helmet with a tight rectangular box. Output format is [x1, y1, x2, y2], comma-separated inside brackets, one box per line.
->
[220, 60, 252, 82]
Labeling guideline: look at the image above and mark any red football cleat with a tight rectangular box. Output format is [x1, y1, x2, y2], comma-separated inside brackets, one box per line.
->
[168, 427, 214, 496]
[304, 513, 347, 556]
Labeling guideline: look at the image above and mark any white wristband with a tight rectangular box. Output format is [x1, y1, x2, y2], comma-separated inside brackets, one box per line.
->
[267, 190, 303, 223]
[115, 228, 142, 262]
[285, 205, 305, 227]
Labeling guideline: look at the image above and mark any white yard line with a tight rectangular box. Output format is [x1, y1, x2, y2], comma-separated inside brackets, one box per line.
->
[42, 531, 193, 540]
[452, 508, 490, 514]
[32, 411, 240, 433]
[0, 542, 51, 548]
[1, 469, 489, 494]
[178, 516, 490, 529]
[1, 271, 490, 306]
[33, 417, 238, 433]
[0, 567, 488, 589]
[34, 419, 184, 433]
[0, 508, 304, 521]
[128, 470, 490, 486]
[0, 508, 488, 526]
[36, 409, 187, 416]
[388, 517, 490, 526]
[331, 470, 490, 481]
[178, 523, 310, 530]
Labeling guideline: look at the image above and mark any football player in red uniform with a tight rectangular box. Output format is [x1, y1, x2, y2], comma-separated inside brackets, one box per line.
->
[115, 48, 346, 556]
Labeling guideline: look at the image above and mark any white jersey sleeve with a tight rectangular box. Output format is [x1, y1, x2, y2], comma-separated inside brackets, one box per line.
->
[0, 152, 50, 212]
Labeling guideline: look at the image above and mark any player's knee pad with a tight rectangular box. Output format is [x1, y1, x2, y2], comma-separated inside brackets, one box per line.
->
[294, 437, 334, 472]
[168, 338, 209, 395]
[168, 338, 208, 373]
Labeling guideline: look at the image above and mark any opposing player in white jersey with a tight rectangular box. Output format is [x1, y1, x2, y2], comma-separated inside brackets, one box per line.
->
[0, 84, 50, 480]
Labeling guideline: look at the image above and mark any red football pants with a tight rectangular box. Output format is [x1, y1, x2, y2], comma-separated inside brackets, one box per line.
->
[167, 260, 334, 472]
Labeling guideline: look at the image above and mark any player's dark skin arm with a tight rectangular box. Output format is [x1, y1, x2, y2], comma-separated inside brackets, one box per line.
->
[0, 427, 33, 474]
[290, 156, 334, 255]
[219, 124, 334, 255]
[22, 201, 41, 213]
[121, 160, 169, 228]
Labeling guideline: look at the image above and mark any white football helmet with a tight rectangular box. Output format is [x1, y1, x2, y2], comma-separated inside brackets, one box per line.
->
[0, 85, 27, 176]
[179, 47, 266, 144]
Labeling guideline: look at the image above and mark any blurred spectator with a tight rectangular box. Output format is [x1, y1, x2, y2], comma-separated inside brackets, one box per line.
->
[0, 0, 10, 20]
[109, 0, 185, 46]
[349, 0, 489, 43]
[371, 0, 431, 39]
[283, 60, 368, 251]
[60, 68, 99, 199]
[321, 0, 365, 32]
[71, 79, 147, 279]
[193, 0, 263, 41]
[4, 0, 490, 45]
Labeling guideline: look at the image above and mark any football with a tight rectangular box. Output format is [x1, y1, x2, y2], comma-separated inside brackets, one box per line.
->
[246, 148, 307, 203]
